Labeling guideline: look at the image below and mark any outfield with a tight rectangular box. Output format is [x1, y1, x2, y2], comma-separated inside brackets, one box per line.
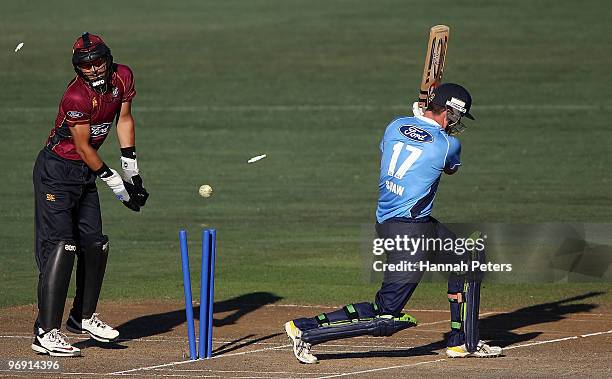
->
[1, 0, 611, 316]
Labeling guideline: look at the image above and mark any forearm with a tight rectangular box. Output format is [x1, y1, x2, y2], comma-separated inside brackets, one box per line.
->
[113, 103, 148, 207]
[75, 144, 104, 171]
[77, 143, 140, 211]
[116, 114, 135, 148]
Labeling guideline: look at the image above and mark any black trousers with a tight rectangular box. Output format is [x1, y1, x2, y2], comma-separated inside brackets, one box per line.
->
[375, 218, 467, 346]
[373, 217, 462, 315]
[33, 148, 104, 328]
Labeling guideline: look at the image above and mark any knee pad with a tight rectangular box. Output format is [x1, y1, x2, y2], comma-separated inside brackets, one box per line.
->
[301, 313, 417, 345]
[295, 302, 381, 333]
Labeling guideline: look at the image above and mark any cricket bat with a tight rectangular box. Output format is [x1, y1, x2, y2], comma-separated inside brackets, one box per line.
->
[418, 25, 450, 111]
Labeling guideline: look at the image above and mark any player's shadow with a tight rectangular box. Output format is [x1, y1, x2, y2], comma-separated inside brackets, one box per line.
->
[316, 345, 439, 361]
[212, 332, 284, 356]
[317, 291, 605, 361]
[74, 291, 282, 349]
[480, 291, 605, 347]
[412, 290, 605, 354]
[202, 292, 283, 327]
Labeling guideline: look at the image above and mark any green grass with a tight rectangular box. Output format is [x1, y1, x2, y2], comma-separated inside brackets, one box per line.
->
[1, 0, 611, 309]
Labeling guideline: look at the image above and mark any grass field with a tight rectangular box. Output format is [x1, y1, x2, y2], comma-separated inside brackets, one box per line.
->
[0, 0, 611, 310]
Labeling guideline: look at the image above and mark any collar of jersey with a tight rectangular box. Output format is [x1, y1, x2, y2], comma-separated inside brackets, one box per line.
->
[414, 115, 442, 128]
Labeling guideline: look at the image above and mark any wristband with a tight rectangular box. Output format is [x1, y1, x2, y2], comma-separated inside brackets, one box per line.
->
[94, 163, 113, 178]
[120, 146, 136, 159]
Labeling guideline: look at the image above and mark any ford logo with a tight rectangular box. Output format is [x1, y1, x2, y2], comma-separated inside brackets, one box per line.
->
[399, 125, 434, 143]
[67, 111, 84, 119]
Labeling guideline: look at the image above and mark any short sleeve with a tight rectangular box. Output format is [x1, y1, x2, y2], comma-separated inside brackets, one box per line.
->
[444, 136, 461, 170]
[61, 90, 91, 126]
[117, 64, 136, 102]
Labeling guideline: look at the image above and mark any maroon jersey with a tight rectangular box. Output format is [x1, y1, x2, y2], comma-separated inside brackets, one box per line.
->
[46, 64, 136, 160]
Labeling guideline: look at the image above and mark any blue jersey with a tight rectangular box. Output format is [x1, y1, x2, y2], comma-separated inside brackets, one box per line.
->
[376, 115, 461, 223]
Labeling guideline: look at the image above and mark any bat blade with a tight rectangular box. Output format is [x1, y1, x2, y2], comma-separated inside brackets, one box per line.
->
[418, 25, 450, 111]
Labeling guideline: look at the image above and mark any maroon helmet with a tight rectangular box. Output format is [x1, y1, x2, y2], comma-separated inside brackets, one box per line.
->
[72, 32, 114, 93]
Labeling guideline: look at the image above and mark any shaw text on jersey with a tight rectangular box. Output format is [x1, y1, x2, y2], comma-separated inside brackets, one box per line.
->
[386, 180, 405, 196]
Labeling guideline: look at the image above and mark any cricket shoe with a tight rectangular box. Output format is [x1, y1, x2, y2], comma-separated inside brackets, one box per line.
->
[31, 328, 81, 357]
[66, 313, 119, 343]
[285, 321, 318, 364]
[446, 340, 503, 358]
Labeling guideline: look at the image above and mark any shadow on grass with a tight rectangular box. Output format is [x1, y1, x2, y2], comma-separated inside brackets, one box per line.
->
[316, 291, 605, 361]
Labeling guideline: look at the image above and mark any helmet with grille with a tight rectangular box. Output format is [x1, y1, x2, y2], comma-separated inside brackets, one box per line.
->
[72, 32, 114, 93]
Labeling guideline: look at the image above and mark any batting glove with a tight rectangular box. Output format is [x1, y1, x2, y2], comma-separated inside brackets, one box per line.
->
[101, 168, 140, 212]
[120, 156, 149, 207]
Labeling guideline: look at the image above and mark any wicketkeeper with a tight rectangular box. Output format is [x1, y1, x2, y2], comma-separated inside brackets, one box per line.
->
[32, 33, 149, 356]
[285, 84, 502, 363]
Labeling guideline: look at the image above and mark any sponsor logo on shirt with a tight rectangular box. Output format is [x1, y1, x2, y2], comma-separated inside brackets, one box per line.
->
[90, 122, 112, 137]
[399, 125, 434, 143]
[67, 111, 84, 119]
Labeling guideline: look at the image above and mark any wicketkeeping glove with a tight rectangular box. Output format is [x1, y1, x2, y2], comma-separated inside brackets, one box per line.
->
[100, 168, 140, 212]
[120, 156, 149, 207]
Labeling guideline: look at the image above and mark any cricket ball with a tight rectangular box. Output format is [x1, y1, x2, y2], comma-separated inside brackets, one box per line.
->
[199, 184, 213, 198]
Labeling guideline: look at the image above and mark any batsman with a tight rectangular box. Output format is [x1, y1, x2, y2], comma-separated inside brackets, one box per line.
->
[31, 33, 149, 356]
[285, 83, 503, 363]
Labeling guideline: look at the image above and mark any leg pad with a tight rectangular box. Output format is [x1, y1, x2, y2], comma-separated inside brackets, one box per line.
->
[314, 302, 379, 327]
[464, 281, 481, 352]
[72, 236, 109, 320]
[38, 241, 77, 330]
[301, 313, 417, 345]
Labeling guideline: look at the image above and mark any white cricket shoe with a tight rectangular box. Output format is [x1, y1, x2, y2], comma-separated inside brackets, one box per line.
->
[285, 321, 318, 364]
[66, 313, 119, 343]
[31, 328, 81, 357]
[446, 340, 503, 358]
